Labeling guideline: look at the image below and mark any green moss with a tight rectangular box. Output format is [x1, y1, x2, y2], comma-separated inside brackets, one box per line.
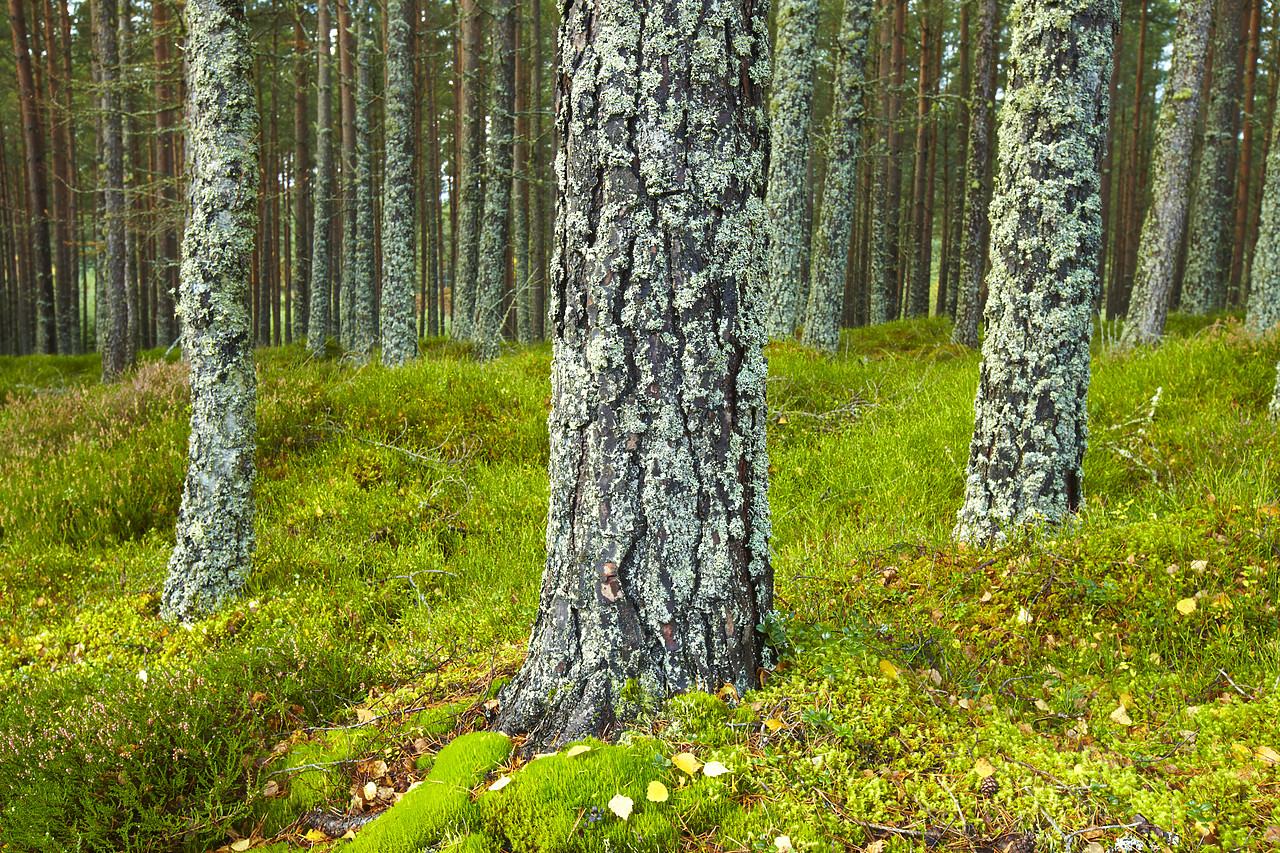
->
[665, 691, 733, 746]
[347, 732, 512, 853]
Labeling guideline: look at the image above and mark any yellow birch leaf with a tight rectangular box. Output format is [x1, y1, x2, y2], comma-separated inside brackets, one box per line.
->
[973, 757, 995, 778]
[230, 840, 252, 852]
[355, 708, 376, 723]
[878, 660, 899, 679]
[764, 718, 784, 733]
[608, 793, 633, 820]
[1109, 705, 1133, 726]
[488, 775, 512, 791]
[1256, 746, 1280, 764]
[1176, 598, 1197, 616]
[303, 829, 328, 842]
[646, 780, 669, 802]
[703, 760, 729, 777]
[673, 752, 702, 775]
[566, 744, 591, 758]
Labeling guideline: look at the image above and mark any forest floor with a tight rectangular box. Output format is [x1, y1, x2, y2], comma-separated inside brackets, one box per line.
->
[0, 315, 1278, 853]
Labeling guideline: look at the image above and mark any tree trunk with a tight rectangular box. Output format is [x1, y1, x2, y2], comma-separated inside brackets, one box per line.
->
[308, 0, 336, 355]
[39, 0, 74, 354]
[953, 0, 1116, 544]
[868, 0, 893, 326]
[473, 0, 515, 361]
[352, 0, 376, 354]
[290, 5, 311, 344]
[951, 0, 997, 348]
[338, 0, 358, 347]
[9, 0, 56, 354]
[945, 0, 971, 319]
[153, 0, 179, 346]
[886, 0, 907, 319]
[1247, 109, 1280, 333]
[906, 2, 936, 318]
[512, 9, 532, 345]
[453, 0, 485, 341]
[163, 0, 258, 622]
[1110, 0, 1149, 320]
[1229, 0, 1261, 306]
[1122, 0, 1212, 346]
[764, 0, 819, 339]
[96, 0, 131, 379]
[381, 0, 418, 364]
[802, 0, 873, 353]
[493, 0, 774, 748]
[528, 0, 546, 340]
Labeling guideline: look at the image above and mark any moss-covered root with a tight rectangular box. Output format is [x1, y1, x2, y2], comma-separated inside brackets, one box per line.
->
[348, 732, 512, 853]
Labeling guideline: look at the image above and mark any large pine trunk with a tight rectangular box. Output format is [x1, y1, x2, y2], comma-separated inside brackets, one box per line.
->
[953, 0, 1117, 544]
[802, 0, 873, 353]
[493, 0, 773, 748]
[380, 0, 417, 364]
[1122, 0, 1212, 346]
[163, 0, 258, 622]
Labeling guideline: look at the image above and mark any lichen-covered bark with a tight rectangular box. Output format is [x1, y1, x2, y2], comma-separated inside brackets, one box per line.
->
[96, 0, 131, 378]
[452, 0, 485, 341]
[1182, 0, 1242, 315]
[380, 0, 416, 365]
[1247, 110, 1280, 335]
[352, 0, 375, 354]
[493, 0, 774, 748]
[306, 0, 335, 356]
[163, 0, 258, 622]
[338, 0, 358, 348]
[951, 0, 996, 349]
[1121, 0, 1211, 346]
[473, 0, 516, 362]
[801, 0, 872, 353]
[290, 5, 310, 344]
[764, 0, 818, 339]
[1271, 362, 1280, 421]
[953, 0, 1117, 545]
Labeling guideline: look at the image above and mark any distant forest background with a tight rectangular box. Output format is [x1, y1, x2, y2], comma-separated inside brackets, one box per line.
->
[0, 0, 1266, 359]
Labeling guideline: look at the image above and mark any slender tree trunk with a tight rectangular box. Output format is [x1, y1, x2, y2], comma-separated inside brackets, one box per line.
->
[906, 2, 935, 318]
[951, 0, 997, 348]
[307, 0, 335, 355]
[802, 0, 873, 353]
[869, 0, 893, 325]
[945, 0, 971, 319]
[337, 0, 358, 348]
[1111, 0, 1149, 320]
[1097, 5, 1121, 312]
[426, 41, 443, 338]
[954, 0, 1117, 544]
[1229, 0, 1262, 306]
[453, 0, 485, 341]
[512, 8, 531, 345]
[1248, 110, 1280, 333]
[9, 0, 56, 354]
[886, 0, 907, 319]
[97, 0, 131, 378]
[473, 0, 515, 361]
[1122, 0, 1212, 346]
[290, 5, 310, 344]
[164, 0, 258, 622]
[764, 0, 819, 338]
[528, 0, 546, 340]
[40, 0, 74, 354]
[152, 0, 179, 346]
[350, 0, 375, 354]
[493, 0, 773, 747]
[381, 0, 418, 364]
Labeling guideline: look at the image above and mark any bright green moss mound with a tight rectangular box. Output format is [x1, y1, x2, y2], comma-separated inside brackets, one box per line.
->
[475, 739, 743, 853]
[348, 731, 512, 853]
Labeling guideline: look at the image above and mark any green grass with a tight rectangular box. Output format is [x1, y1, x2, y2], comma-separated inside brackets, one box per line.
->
[0, 317, 1278, 852]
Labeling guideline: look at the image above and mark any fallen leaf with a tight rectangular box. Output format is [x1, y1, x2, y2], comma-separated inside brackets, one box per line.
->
[775, 836, 794, 853]
[1262, 825, 1280, 843]
[342, 829, 358, 840]
[927, 668, 943, 686]
[230, 840, 252, 852]
[362, 781, 377, 800]
[261, 780, 280, 797]
[1084, 843, 1105, 853]
[1110, 705, 1133, 726]
[646, 780, 668, 802]
[703, 761, 729, 777]
[974, 757, 995, 778]
[1016, 606, 1032, 624]
[1176, 598, 1197, 616]
[980, 590, 993, 603]
[608, 793, 633, 821]
[566, 744, 591, 758]
[488, 775, 512, 791]
[865, 841, 886, 853]
[878, 659, 899, 679]
[356, 708, 376, 723]
[764, 717, 784, 733]
[1034, 699, 1051, 712]
[303, 830, 328, 842]
[1256, 746, 1280, 764]
[673, 752, 702, 775]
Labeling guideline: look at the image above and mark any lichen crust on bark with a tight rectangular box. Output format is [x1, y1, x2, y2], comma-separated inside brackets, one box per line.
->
[163, 0, 258, 622]
[953, 0, 1117, 545]
[493, 0, 775, 748]
[307, 0, 335, 356]
[1247, 110, 1280, 336]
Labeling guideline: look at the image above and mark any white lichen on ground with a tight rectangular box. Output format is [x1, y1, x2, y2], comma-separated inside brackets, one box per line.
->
[953, 0, 1117, 544]
[162, 0, 258, 622]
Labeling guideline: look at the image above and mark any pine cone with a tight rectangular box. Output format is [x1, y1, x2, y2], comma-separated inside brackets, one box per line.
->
[979, 775, 999, 799]
[1005, 831, 1036, 853]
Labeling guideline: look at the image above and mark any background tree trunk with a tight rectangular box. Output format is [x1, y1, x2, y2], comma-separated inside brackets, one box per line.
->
[290, 4, 311, 344]
[97, 0, 131, 379]
[954, 0, 1116, 544]
[153, 0, 179, 346]
[1229, 0, 1262, 306]
[494, 0, 774, 747]
[452, 0, 485, 341]
[353, 0, 376, 354]
[1247, 111, 1280, 334]
[380, 0, 417, 364]
[1122, 0, 1212, 346]
[307, 0, 335, 355]
[163, 0, 258, 622]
